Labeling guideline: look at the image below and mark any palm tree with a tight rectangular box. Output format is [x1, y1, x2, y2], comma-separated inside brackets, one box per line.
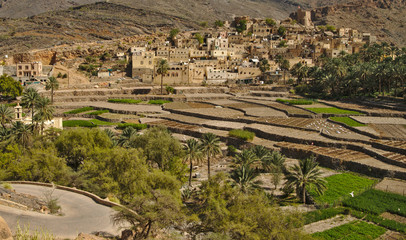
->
[104, 128, 118, 147]
[250, 145, 270, 162]
[118, 127, 138, 148]
[21, 88, 40, 124]
[285, 157, 327, 204]
[183, 139, 203, 186]
[34, 97, 54, 134]
[259, 59, 270, 81]
[261, 150, 285, 173]
[230, 164, 261, 193]
[45, 76, 59, 104]
[0, 104, 13, 128]
[233, 149, 259, 168]
[0, 127, 10, 141]
[200, 133, 221, 179]
[156, 59, 169, 95]
[11, 121, 33, 148]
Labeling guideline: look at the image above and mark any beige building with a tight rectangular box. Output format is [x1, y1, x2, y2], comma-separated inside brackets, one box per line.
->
[169, 48, 189, 63]
[131, 49, 155, 81]
[16, 62, 43, 78]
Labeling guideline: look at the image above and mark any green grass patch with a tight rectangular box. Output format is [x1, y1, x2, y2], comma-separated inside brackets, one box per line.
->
[351, 210, 406, 233]
[305, 107, 362, 115]
[86, 110, 109, 115]
[304, 207, 347, 224]
[64, 107, 94, 114]
[228, 129, 255, 141]
[148, 99, 172, 105]
[276, 98, 314, 105]
[312, 221, 386, 240]
[63, 119, 117, 128]
[5, 103, 17, 107]
[309, 173, 377, 205]
[116, 123, 148, 130]
[329, 117, 366, 127]
[343, 189, 406, 217]
[108, 99, 143, 104]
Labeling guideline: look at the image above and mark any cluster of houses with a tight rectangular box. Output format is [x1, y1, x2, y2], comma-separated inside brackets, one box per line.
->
[130, 9, 377, 85]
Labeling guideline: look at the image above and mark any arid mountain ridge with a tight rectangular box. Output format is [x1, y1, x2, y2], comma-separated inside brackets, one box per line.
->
[0, 0, 404, 57]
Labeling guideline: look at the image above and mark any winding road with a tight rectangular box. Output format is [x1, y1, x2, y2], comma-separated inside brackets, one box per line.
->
[0, 184, 123, 239]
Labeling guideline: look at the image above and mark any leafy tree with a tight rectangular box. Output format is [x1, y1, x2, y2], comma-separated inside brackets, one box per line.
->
[200, 21, 208, 28]
[194, 33, 204, 45]
[184, 138, 203, 186]
[326, 25, 336, 32]
[0, 74, 23, 98]
[54, 128, 112, 170]
[278, 40, 287, 48]
[236, 20, 247, 33]
[265, 18, 276, 26]
[285, 157, 327, 204]
[45, 76, 59, 104]
[21, 87, 40, 124]
[200, 133, 221, 179]
[277, 26, 287, 36]
[156, 59, 169, 95]
[214, 20, 224, 28]
[0, 104, 13, 128]
[169, 28, 180, 41]
[131, 126, 186, 180]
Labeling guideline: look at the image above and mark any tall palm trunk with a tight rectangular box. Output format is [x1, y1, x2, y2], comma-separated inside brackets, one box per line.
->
[31, 106, 34, 124]
[207, 152, 211, 179]
[302, 183, 306, 204]
[51, 88, 54, 104]
[189, 160, 193, 186]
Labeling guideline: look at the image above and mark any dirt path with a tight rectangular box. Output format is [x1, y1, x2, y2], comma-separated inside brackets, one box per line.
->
[303, 215, 356, 234]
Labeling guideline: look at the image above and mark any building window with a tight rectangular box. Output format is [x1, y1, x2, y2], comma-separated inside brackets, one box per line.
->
[18, 66, 22, 70]
[25, 66, 29, 70]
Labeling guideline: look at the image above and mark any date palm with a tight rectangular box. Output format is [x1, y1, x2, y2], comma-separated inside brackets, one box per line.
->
[156, 59, 169, 95]
[11, 121, 33, 148]
[45, 76, 59, 104]
[34, 97, 54, 134]
[21, 87, 40, 124]
[0, 104, 13, 128]
[200, 133, 221, 179]
[285, 157, 327, 204]
[230, 164, 261, 193]
[118, 127, 138, 148]
[184, 139, 203, 186]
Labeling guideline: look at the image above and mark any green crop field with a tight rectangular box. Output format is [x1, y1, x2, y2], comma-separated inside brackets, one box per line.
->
[329, 117, 366, 127]
[312, 221, 386, 240]
[148, 99, 172, 105]
[86, 110, 109, 115]
[108, 99, 143, 104]
[304, 207, 347, 224]
[63, 119, 117, 127]
[63, 107, 94, 114]
[343, 189, 406, 217]
[276, 98, 314, 105]
[305, 107, 363, 115]
[308, 173, 377, 204]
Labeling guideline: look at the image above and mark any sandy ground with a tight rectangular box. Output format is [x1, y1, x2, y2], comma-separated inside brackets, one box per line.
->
[303, 215, 356, 234]
[351, 116, 406, 125]
[375, 179, 406, 196]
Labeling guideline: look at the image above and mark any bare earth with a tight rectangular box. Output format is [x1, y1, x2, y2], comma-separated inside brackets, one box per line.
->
[351, 116, 406, 125]
[375, 179, 406, 196]
[303, 216, 356, 234]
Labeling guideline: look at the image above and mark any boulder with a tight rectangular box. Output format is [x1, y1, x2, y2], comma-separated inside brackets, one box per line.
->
[121, 229, 135, 240]
[75, 233, 106, 240]
[0, 216, 12, 240]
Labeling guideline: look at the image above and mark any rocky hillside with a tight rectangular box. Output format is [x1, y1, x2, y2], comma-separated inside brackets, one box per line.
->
[311, 0, 406, 46]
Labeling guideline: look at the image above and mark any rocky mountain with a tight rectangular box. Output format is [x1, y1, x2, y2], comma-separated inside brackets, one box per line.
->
[0, 0, 404, 56]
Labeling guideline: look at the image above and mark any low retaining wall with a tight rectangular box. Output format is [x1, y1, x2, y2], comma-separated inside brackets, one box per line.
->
[279, 147, 406, 180]
[0, 198, 28, 211]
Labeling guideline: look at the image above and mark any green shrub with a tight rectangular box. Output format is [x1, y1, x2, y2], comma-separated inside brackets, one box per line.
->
[312, 221, 386, 240]
[227, 145, 237, 155]
[108, 99, 143, 104]
[343, 189, 406, 217]
[64, 107, 94, 114]
[308, 173, 377, 205]
[2, 182, 12, 190]
[86, 110, 109, 115]
[276, 98, 314, 105]
[303, 207, 347, 224]
[229, 129, 255, 141]
[116, 123, 148, 130]
[148, 100, 172, 105]
[166, 86, 175, 94]
[329, 117, 366, 127]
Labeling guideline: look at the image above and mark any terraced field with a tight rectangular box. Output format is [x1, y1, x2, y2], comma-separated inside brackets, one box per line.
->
[238, 98, 316, 117]
[370, 124, 406, 140]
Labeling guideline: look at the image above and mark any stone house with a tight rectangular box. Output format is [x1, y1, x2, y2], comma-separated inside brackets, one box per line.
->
[169, 48, 190, 63]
